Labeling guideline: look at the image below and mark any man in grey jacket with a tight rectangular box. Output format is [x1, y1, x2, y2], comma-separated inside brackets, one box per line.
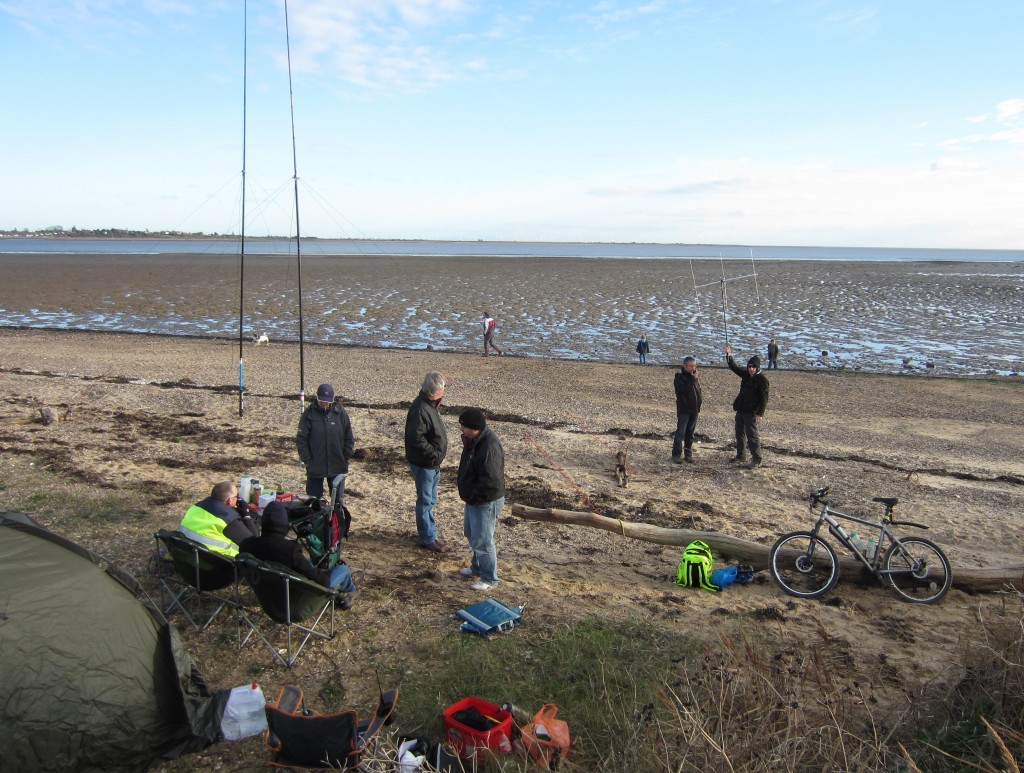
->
[404, 371, 448, 552]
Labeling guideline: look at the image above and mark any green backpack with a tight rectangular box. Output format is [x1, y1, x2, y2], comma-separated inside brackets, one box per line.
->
[674, 540, 721, 592]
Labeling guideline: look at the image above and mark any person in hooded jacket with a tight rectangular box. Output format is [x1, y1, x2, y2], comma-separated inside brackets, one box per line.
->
[405, 371, 449, 552]
[239, 500, 358, 608]
[725, 345, 770, 468]
[456, 408, 505, 591]
[671, 356, 702, 464]
[296, 383, 355, 503]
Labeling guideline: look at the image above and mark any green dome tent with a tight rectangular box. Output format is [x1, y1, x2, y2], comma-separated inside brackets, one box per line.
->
[0, 512, 221, 771]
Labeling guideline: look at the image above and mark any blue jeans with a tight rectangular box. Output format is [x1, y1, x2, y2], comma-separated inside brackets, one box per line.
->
[328, 564, 356, 593]
[409, 464, 440, 545]
[463, 497, 504, 584]
[306, 473, 346, 510]
[672, 411, 698, 457]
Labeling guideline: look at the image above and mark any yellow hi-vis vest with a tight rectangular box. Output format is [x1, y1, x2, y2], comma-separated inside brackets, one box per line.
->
[179, 503, 238, 556]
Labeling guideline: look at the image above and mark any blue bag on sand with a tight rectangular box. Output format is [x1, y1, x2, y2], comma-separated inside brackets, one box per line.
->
[710, 566, 738, 589]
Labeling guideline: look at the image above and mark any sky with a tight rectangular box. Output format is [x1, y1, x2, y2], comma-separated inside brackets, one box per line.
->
[2, 0, 1023, 249]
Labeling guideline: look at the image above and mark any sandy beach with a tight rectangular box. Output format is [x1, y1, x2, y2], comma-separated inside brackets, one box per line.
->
[2, 327, 1024, 767]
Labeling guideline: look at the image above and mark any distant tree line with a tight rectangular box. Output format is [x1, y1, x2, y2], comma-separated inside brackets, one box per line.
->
[0, 226, 240, 239]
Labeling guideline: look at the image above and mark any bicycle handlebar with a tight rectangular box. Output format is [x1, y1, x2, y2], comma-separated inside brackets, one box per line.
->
[809, 487, 830, 507]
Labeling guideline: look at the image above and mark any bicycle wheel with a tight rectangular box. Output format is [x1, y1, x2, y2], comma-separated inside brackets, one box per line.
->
[769, 531, 839, 598]
[882, 537, 951, 604]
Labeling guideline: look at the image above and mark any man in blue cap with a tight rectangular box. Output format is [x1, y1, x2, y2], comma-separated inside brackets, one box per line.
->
[296, 383, 355, 504]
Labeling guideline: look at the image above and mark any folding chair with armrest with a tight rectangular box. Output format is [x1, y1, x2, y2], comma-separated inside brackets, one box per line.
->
[154, 528, 239, 630]
[265, 684, 399, 770]
[235, 553, 338, 667]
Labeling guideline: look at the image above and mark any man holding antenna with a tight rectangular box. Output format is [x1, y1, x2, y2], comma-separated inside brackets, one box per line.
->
[725, 345, 770, 468]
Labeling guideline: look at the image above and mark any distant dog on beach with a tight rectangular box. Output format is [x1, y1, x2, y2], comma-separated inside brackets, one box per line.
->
[253, 333, 270, 346]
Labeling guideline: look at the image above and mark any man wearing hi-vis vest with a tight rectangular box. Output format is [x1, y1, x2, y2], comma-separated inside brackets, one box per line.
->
[178, 481, 258, 556]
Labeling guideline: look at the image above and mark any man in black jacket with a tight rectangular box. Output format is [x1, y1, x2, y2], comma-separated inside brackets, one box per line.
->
[405, 371, 449, 553]
[296, 383, 355, 503]
[238, 501, 358, 609]
[672, 356, 702, 464]
[456, 408, 505, 591]
[725, 345, 770, 468]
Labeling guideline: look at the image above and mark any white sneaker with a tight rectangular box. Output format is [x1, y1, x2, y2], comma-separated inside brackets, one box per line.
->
[459, 567, 477, 576]
[470, 580, 496, 591]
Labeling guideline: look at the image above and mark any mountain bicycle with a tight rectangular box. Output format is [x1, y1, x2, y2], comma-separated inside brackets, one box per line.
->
[769, 486, 952, 604]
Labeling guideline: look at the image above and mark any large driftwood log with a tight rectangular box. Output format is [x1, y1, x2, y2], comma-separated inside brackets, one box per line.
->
[511, 503, 1024, 594]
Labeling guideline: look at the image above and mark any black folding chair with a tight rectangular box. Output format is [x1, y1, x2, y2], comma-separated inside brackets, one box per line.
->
[154, 528, 238, 630]
[265, 684, 399, 770]
[235, 553, 337, 667]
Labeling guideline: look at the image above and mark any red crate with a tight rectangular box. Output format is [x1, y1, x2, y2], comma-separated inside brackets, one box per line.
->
[442, 697, 513, 758]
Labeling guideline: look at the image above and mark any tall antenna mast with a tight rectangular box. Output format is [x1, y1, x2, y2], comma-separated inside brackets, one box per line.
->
[283, 0, 306, 409]
[236, 0, 249, 418]
[691, 250, 760, 346]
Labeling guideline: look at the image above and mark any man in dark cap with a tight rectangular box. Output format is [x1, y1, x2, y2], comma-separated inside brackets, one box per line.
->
[725, 345, 770, 468]
[239, 500, 358, 608]
[296, 382, 355, 504]
[405, 371, 449, 552]
[456, 408, 505, 591]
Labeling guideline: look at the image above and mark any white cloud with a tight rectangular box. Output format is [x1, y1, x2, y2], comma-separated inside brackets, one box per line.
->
[995, 98, 1024, 124]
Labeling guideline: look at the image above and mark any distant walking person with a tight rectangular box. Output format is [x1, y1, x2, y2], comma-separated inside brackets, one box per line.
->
[296, 383, 355, 502]
[405, 371, 449, 553]
[636, 334, 650, 364]
[767, 338, 780, 369]
[725, 345, 770, 468]
[671, 356, 702, 464]
[482, 311, 503, 356]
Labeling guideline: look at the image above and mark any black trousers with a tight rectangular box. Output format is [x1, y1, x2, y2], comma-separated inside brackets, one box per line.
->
[734, 412, 761, 461]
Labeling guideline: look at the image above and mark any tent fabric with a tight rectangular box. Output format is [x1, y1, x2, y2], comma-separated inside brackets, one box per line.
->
[0, 512, 221, 772]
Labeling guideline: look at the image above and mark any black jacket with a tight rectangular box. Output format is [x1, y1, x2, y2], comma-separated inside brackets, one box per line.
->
[404, 392, 448, 469]
[296, 401, 355, 477]
[457, 427, 505, 506]
[726, 356, 769, 416]
[238, 530, 333, 588]
[674, 369, 702, 414]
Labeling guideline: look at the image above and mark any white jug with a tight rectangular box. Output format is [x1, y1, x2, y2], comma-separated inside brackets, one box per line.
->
[238, 475, 252, 504]
[221, 682, 267, 741]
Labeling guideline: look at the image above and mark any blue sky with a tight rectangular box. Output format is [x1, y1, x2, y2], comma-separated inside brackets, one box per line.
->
[2, 0, 1023, 248]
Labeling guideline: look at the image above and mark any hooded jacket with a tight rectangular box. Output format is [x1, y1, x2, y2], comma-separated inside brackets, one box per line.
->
[405, 391, 448, 469]
[457, 427, 505, 506]
[238, 517, 333, 588]
[726, 356, 770, 416]
[674, 369, 702, 414]
[296, 400, 355, 477]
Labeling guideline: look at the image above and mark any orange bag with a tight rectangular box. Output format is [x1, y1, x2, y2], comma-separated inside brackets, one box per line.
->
[520, 704, 570, 770]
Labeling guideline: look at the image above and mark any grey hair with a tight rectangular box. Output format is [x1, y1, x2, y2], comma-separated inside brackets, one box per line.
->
[682, 356, 696, 366]
[421, 370, 446, 395]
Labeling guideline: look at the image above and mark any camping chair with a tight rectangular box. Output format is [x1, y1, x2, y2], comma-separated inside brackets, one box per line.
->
[265, 684, 399, 770]
[235, 553, 337, 667]
[154, 528, 239, 630]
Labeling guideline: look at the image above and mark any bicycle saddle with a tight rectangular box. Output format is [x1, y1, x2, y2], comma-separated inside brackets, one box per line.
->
[872, 496, 899, 507]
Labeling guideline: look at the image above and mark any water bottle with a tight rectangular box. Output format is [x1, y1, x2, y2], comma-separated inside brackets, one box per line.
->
[250, 479, 261, 504]
[867, 538, 878, 560]
[849, 532, 865, 553]
[238, 475, 251, 504]
[221, 682, 267, 741]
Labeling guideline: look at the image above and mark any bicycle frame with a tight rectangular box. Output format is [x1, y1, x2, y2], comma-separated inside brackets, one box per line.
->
[810, 504, 893, 573]
[809, 490, 930, 578]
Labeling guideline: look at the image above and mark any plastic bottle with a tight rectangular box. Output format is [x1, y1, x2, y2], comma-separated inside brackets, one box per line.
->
[849, 532, 865, 553]
[867, 538, 878, 560]
[250, 479, 262, 504]
[221, 682, 267, 741]
[238, 475, 251, 504]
